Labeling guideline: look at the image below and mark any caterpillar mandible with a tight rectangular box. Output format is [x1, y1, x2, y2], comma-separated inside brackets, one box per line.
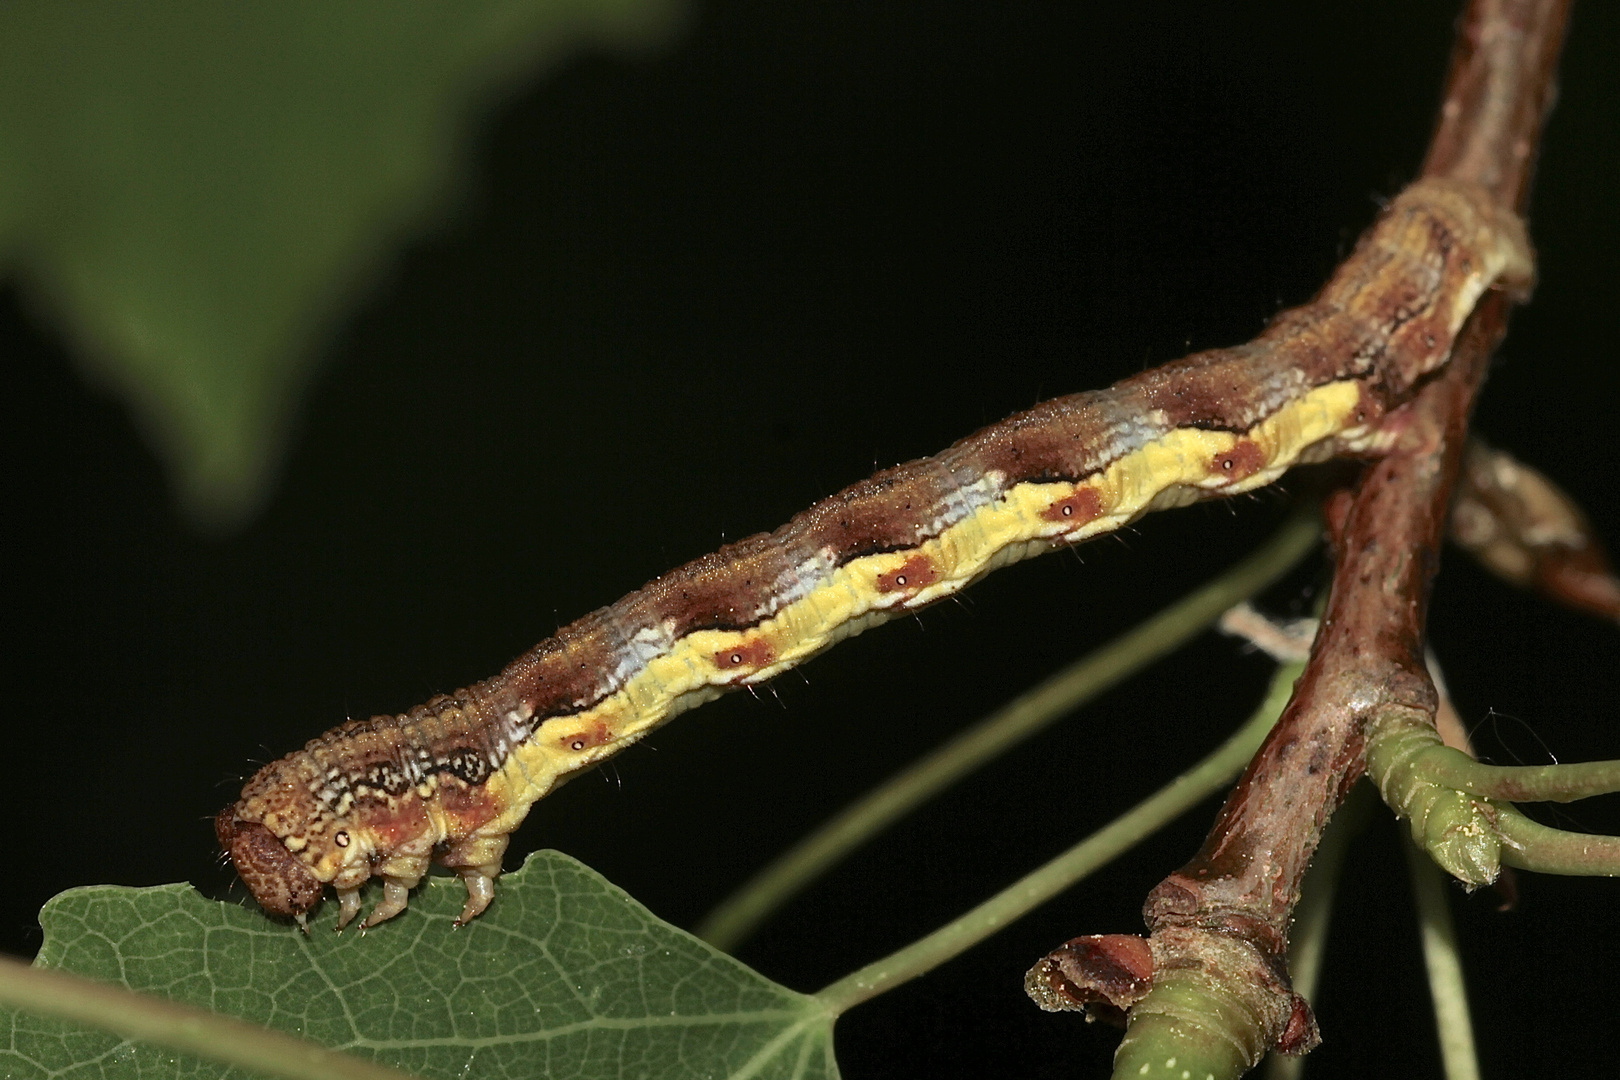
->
[218, 178, 1531, 929]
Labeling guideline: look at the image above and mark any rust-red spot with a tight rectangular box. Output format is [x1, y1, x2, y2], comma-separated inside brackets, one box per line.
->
[1039, 486, 1103, 526]
[713, 637, 775, 671]
[1211, 438, 1268, 482]
[876, 554, 941, 593]
[561, 719, 614, 752]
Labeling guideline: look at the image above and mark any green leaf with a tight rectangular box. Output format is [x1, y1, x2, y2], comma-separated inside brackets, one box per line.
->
[0, 0, 682, 528]
[1, 851, 838, 1080]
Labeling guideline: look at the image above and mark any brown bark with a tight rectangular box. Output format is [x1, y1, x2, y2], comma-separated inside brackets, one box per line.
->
[1139, 292, 1510, 1052]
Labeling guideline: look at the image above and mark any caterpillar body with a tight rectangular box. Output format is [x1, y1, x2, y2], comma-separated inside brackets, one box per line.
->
[218, 179, 1531, 929]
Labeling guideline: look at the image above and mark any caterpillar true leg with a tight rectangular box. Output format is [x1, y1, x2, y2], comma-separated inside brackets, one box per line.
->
[334, 887, 363, 931]
[364, 877, 416, 929]
[353, 840, 434, 928]
[441, 833, 510, 926]
[455, 870, 500, 927]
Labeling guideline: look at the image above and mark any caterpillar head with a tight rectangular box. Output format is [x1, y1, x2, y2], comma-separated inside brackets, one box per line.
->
[216, 749, 360, 919]
[216, 807, 324, 918]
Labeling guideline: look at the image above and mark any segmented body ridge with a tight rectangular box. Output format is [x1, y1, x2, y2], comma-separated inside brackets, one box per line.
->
[218, 178, 1532, 927]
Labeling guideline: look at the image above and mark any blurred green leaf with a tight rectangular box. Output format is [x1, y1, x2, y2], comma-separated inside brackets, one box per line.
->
[0, 0, 681, 528]
[1, 850, 839, 1080]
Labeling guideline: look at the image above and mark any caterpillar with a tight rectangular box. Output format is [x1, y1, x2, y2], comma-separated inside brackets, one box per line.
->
[218, 178, 1532, 929]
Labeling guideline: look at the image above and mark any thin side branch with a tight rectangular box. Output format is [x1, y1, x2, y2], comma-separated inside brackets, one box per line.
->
[1495, 806, 1620, 875]
[1449, 438, 1620, 621]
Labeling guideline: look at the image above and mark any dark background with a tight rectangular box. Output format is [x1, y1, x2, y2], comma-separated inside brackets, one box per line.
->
[4, 2, 1616, 1076]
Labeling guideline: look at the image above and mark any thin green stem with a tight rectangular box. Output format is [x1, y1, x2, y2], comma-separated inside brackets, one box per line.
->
[698, 508, 1322, 950]
[814, 658, 1306, 1016]
[1264, 782, 1376, 1080]
[1401, 745, 1620, 803]
[1495, 805, 1620, 875]
[1403, 837, 1481, 1080]
[1369, 706, 1620, 880]
[1366, 709, 1504, 886]
[0, 956, 415, 1080]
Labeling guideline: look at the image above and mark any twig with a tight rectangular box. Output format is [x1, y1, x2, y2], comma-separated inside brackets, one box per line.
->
[1450, 439, 1620, 621]
[1061, 1, 1572, 1075]
[1262, 783, 1376, 1080]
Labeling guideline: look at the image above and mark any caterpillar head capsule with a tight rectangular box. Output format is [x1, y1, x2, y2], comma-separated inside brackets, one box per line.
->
[216, 808, 323, 919]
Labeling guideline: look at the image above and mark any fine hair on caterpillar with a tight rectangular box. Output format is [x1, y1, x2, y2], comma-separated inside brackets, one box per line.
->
[218, 178, 1532, 930]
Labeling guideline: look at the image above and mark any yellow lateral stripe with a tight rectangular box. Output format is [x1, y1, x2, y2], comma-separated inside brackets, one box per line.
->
[491, 379, 1365, 821]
